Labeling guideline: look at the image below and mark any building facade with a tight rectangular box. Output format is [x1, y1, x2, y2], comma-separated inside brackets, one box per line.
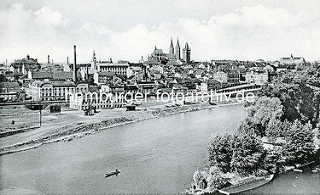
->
[280, 54, 305, 65]
[245, 71, 269, 85]
[26, 81, 88, 101]
[182, 43, 191, 63]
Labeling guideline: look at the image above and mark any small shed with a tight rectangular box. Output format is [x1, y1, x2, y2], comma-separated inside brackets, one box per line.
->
[50, 105, 61, 113]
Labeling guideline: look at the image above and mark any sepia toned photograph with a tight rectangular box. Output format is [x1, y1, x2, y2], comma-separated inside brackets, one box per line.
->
[0, 0, 320, 194]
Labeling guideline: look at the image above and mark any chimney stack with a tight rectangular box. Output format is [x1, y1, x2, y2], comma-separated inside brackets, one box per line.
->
[73, 45, 77, 82]
[48, 55, 50, 64]
[86, 64, 89, 82]
[67, 57, 69, 65]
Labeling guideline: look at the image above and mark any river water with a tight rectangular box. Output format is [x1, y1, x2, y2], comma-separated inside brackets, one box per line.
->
[0, 104, 319, 194]
[0, 105, 245, 194]
[242, 171, 320, 195]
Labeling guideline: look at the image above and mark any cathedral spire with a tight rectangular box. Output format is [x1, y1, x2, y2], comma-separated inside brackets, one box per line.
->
[169, 38, 174, 54]
[92, 49, 96, 61]
[175, 38, 181, 60]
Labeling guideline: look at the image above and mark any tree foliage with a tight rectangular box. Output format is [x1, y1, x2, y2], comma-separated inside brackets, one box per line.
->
[260, 75, 316, 124]
[282, 120, 316, 165]
[239, 96, 283, 136]
[208, 133, 265, 175]
[207, 166, 229, 190]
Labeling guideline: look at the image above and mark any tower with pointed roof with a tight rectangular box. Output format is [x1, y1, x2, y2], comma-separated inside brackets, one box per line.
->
[182, 42, 191, 63]
[91, 49, 97, 70]
[175, 38, 181, 60]
[169, 38, 174, 55]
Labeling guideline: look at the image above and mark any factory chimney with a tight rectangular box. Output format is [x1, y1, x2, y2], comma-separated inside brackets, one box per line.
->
[73, 45, 77, 82]
[86, 64, 89, 82]
[48, 55, 50, 64]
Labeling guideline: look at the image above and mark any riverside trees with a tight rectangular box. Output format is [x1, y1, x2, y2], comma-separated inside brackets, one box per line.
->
[259, 75, 316, 124]
[208, 133, 265, 176]
[191, 72, 319, 192]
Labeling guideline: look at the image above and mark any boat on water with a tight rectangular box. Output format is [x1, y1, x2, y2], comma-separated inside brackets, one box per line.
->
[105, 170, 120, 178]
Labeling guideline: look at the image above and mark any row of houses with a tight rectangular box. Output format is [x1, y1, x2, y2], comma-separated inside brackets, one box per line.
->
[0, 53, 306, 108]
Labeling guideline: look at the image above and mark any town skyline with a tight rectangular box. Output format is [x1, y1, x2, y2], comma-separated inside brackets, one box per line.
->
[1, 0, 320, 63]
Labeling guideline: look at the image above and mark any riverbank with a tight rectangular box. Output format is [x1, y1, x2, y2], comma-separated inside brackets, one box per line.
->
[0, 100, 242, 156]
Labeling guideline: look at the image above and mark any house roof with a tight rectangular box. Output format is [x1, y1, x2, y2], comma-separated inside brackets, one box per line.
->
[98, 72, 115, 77]
[39, 81, 75, 88]
[32, 71, 52, 79]
[52, 72, 73, 80]
[51, 81, 75, 87]
[137, 81, 156, 85]
[99, 63, 129, 67]
[125, 85, 139, 90]
[0, 82, 20, 89]
[31, 71, 75, 80]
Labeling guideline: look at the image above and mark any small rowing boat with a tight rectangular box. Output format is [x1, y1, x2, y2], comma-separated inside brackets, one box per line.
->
[105, 170, 120, 178]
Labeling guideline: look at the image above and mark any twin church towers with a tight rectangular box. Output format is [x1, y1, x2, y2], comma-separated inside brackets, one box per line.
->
[169, 38, 191, 63]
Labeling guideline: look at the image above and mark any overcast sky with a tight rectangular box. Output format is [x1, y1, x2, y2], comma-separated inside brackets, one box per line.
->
[1, 0, 320, 64]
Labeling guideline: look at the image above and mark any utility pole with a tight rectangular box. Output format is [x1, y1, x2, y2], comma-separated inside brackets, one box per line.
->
[39, 101, 43, 127]
[39, 107, 42, 126]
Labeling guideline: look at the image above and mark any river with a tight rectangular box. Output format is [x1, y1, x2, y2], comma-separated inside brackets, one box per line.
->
[0, 104, 319, 194]
[242, 171, 320, 195]
[0, 105, 245, 194]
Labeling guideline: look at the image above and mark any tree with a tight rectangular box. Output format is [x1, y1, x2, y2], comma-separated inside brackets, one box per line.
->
[260, 75, 316, 124]
[230, 134, 265, 176]
[265, 119, 292, 138]
[207, 166, 229, 190]
[208, 133, 265, 175]
[282, 120, 316, 165]
[238, 96, 283, 136]
[208, 134, 234, 172]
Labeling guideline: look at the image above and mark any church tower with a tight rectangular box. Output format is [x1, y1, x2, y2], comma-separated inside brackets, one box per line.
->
[175, 38, 180, 60]
[182, 42, 191, 63]
[169, 38, 174, 54]
[91, 49, 97, 70]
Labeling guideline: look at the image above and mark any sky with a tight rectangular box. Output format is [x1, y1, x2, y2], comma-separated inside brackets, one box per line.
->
[1, 0, 320, 64]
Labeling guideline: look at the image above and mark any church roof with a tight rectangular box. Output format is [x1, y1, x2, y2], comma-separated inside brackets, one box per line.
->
[153, 49, 164, 55]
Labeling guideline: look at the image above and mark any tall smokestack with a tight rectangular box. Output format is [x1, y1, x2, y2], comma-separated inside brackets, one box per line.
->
[73, 45, 77, 82]
[48, 55, 50, 64]
[86, 64, 89, 82]
[67, 57, 69, 65]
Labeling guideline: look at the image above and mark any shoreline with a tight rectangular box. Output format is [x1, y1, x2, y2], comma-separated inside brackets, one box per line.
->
[0, 101, 243, 156]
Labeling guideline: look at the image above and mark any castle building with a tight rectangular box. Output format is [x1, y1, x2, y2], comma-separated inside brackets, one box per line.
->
[280, 54, 305, 65]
